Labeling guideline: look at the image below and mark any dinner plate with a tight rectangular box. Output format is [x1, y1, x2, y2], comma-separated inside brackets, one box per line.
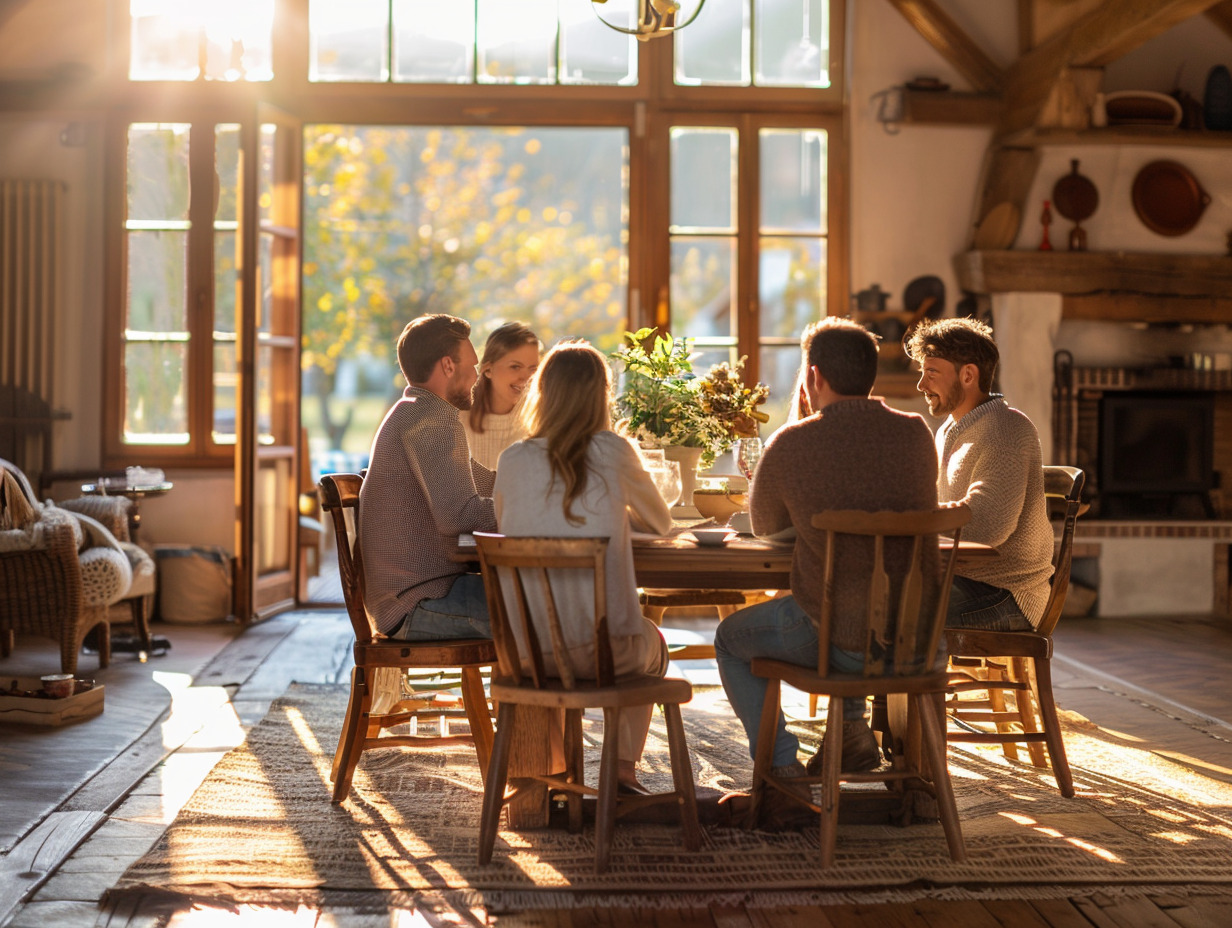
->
[1131, 160, 1210, 237]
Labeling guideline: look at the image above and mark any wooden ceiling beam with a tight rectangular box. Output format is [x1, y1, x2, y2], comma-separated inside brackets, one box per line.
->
[883, 0, 1006, 92]
[998, 0, 1224, 138]
[1208, 0, 1232, 39]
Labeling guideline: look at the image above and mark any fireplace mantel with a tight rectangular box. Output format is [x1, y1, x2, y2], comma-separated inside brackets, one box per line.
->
[955, 250, 1232, 301]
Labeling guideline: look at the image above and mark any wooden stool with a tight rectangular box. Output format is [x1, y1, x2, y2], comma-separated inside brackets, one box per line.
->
[640, 588, 768, 660]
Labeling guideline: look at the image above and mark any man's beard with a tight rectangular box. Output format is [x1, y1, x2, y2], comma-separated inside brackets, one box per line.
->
[925, 380, 963, 418]
[446, 377, 473, 411]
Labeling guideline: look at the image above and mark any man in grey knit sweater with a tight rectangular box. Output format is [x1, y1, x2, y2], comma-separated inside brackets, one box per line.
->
[714, 318, 939, 778]
[906, 317, 1054, 631]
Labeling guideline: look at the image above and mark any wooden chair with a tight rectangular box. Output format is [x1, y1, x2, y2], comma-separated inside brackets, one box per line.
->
[945, 465, 1086, 798]
[473, 533, 702, 874]
[747, 506, 972, 867]
[639, 587, 750, 660]
[318, 473, 496, 803]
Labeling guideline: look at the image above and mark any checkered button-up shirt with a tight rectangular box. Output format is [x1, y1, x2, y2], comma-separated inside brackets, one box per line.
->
[359, 386, 496, 634]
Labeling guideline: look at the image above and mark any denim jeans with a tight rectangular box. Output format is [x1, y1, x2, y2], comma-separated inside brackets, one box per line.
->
[945, 575, 1032, 632]
[714, 594, 866, 768]
[394, 573, 492, 641]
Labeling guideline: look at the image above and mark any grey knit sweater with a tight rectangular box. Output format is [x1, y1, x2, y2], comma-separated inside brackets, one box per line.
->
[936, 396, 1054, 627]
[749, 398, 939, 652]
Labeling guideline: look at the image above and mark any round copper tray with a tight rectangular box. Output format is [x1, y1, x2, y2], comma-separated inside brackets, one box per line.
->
[1131, 160, 1210, 237]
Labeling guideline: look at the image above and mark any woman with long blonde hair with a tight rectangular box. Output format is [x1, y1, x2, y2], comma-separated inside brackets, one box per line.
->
[464, 321, 542, 471]
[493, 341, 673, 792]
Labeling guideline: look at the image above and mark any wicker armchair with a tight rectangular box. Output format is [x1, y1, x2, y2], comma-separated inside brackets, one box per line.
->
[57, 494, 157, 652]
[0, 458, 131, 674]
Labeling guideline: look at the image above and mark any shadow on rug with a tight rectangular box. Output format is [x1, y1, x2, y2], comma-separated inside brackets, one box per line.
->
[105, 682, 1232, 910]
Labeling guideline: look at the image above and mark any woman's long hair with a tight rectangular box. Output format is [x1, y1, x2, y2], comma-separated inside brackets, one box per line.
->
[468, 321, 541, 434]
[523, 341, 611, 525]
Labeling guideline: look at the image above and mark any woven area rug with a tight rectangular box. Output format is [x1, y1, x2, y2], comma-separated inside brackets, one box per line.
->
[106, 682, 1232, 911]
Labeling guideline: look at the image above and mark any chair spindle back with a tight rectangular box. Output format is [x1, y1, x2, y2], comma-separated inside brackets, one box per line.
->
[1036, 465, 1086, 637]
[318, 473, 374, 644]
[473, 533, 613, 688]
[811, 506, 971, 679]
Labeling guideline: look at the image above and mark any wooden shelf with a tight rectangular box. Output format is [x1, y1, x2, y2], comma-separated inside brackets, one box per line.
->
[954, 250, 1232, 300]
[999, 126, 1232, 148]
[901, 89, 1001, 126]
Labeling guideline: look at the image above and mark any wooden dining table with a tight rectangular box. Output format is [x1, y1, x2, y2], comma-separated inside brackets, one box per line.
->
[454, 528, 995, 828]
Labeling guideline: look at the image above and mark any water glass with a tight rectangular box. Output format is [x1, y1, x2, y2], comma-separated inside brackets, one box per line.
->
[735, 437, 763, 480]
[649, 459, 682, 508]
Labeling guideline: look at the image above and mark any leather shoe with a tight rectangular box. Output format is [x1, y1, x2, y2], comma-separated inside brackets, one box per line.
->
[806, 720, 882, 775]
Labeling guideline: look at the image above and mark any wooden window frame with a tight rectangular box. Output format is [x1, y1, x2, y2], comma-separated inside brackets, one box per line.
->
[102, 0, 847, 468]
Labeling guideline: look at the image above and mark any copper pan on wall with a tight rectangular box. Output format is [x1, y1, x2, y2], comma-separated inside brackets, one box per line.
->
[1131, 160, 1211, 237]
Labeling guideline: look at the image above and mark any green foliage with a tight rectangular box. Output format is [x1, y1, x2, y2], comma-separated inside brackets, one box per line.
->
[609, 328, 769, 470]
[300, 125, 631, 450]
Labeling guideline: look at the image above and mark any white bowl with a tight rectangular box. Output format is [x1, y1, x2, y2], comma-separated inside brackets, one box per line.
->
[688, 528, 736, 547]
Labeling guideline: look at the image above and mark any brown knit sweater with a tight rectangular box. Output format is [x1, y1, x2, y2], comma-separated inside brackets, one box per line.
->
[749, 398, 939, 652]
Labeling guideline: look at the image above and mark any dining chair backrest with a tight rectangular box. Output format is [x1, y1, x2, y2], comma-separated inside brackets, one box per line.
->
[317, 472, 373, 645]
[809, 506, 971, 678]
[1036, 465, 1085, 637]
[473, 533, 612, 689]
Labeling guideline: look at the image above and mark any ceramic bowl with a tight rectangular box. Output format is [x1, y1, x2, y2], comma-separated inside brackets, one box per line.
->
[688, 528, 736, 547]
[692, 490, 747, 522]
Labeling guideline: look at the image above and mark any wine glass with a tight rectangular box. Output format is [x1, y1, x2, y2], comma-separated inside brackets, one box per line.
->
[651, 460, 682, 509]
[735, 437, 763, 481]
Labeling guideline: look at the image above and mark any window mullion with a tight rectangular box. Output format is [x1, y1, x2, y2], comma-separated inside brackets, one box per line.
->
[739, 114, 759, 384]
[188, 122, 218, 456]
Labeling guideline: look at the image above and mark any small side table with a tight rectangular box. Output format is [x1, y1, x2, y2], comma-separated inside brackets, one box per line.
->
[80, 479, 174, 544]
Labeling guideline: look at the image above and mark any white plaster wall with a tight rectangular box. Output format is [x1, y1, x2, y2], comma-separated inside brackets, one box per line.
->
[1095, 538, 1216, 616]
[847, 0, 1009, 315]
[136, 471, 235, 551]
[1013, 145, 1232, 256]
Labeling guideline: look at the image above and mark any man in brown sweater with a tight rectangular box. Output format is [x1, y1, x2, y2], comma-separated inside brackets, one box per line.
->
[714, 318, 939, 777]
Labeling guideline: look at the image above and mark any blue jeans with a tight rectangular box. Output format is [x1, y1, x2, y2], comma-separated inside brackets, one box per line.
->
[394, 573, 492, 641]
[946, 575, 1032, 632]
[714, 594, 866, 768]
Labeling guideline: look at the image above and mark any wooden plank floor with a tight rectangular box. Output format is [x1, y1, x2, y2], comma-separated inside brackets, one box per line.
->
[3, 606, 1232, 926]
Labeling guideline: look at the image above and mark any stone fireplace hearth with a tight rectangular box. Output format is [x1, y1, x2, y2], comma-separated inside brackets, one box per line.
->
[957, 256, 1232, 619]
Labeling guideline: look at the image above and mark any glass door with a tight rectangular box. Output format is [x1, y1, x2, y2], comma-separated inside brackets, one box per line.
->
[233, 103, 304, 620]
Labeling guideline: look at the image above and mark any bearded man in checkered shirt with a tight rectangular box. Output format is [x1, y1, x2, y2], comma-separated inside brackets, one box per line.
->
[359, 314, 497, 641]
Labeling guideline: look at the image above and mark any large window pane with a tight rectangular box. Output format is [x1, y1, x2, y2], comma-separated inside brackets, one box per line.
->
[754, 0, 828, 87]
[671, 238, 736, 338]
[124, 342, 188, 443]
[310, 0, 389, 82]
[127, 124, 190, 222]
[670, 128, 737, 232]
[675, 0, 749, 86]
[127, 231, 187, 331]
[129, 0, 273, 81]
[758, 343, 802, 434]
[561, 2, 636, 85]
[393, 0, 475, 83]
[301, 125, 629, 457]
[759, 237, 824, 337]
[760, 128, 826, 232]
[477, 0, 557, 83]
[213, 342, 238, 442]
